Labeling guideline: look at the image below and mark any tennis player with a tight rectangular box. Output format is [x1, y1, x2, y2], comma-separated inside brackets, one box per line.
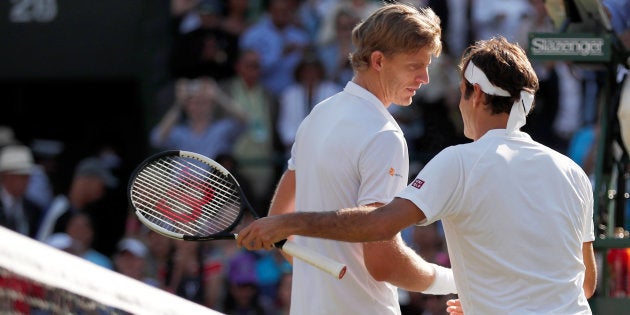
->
[239, 36, 597, 314]
[258, 3, 455, 315]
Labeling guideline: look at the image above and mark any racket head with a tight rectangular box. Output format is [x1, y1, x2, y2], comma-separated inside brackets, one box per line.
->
[127, 150, 250, 241]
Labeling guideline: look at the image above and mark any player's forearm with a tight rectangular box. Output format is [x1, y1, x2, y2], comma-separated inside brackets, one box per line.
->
[286, 207, 400, 242]
[364, 236, 435, 291]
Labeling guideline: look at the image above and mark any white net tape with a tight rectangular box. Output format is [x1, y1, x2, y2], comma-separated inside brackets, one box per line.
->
[0, 227, 224, 315]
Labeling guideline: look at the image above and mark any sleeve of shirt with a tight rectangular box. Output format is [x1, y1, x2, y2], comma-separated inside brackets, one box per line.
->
[397, 146, 464, 225]
[356, 131, 409, 206]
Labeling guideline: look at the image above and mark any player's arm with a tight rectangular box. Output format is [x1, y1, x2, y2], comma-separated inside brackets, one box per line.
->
[268, 169, 296, 216]
[582, 241, 597, 298]
[267, 168, 296, 263]
[363, 228, 438, 292]
[240, 197, 422, 246]
[361, 203, 452, 293]
[238, 198, 456, 293]
[360, 202, 427, 286]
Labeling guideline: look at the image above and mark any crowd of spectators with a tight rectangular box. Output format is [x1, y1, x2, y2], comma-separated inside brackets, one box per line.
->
[1, 0, 627, 314]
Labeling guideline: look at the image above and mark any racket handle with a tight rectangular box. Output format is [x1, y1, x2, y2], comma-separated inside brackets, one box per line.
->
[276, 240, 347, 280]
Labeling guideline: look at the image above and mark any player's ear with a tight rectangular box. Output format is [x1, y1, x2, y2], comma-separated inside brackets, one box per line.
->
[472, 83, 485, 106]
[370, 51, 384, 71]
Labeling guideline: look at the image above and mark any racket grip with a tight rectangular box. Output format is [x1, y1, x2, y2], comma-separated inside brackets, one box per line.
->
[277, 240, 347, 280]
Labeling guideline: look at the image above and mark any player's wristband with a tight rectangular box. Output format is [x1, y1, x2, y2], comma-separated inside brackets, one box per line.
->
[421, 263, 457, 295]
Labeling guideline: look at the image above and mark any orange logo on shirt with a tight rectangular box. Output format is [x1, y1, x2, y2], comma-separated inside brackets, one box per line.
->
[389, 167, 395, 176]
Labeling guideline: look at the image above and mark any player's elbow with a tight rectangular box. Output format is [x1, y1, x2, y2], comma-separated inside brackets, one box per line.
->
[583, 275, 597, 298]
[370, 223, 399, 242]
[363, 243, 397, 281]
[584, 283, 596, 299]
[366, 263, 393, 282]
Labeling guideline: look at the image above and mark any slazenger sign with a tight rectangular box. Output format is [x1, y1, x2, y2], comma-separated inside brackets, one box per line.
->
[528, 33, 611, 62]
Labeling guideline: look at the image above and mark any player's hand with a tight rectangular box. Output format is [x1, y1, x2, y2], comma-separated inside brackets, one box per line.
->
[237, 216, 287, 250]
[446, 298, 463, 315]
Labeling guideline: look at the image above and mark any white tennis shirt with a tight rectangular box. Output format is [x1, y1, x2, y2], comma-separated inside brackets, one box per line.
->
[398, 129, 594, 314]
[287, 81, 409, 314]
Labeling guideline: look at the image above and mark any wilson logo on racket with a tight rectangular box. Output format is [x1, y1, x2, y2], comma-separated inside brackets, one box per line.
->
[156, 174, 216, 223]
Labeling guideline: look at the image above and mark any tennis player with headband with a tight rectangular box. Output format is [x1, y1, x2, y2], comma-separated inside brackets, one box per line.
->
[238, 36, 597, 314]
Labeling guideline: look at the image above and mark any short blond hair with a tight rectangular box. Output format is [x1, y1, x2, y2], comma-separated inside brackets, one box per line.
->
[350, 3, 442, 71]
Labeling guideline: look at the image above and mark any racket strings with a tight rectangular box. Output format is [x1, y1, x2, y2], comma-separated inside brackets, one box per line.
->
[131, 156, 242, 236]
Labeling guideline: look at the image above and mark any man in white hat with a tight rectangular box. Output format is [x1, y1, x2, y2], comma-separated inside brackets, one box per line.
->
[0, 144, 44, 237]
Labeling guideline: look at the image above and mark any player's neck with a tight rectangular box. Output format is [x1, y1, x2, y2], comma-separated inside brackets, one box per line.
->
[352, 75, 388, 107]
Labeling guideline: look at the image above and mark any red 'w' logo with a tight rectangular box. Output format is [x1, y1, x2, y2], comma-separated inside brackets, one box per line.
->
[156, 171, 215, 223]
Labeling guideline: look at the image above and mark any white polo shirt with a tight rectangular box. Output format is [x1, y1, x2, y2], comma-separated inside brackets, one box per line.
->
[398, 129, 594, 314]
[288, 81, 409, 315]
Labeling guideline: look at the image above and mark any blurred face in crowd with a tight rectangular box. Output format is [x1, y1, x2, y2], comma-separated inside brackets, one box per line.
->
[66, 213, 94, 251]
[73, 176, 107, 202]
[182, 80, 215, 119]
[269, 0, 294, 29]
[0, 172, 30, 197]
[236, 50, 262, 87]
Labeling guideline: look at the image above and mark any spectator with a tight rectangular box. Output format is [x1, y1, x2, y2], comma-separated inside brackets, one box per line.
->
[170, 0, 239, 80]
[276, 53, 342, 155]
[45, 232, 81, 255]
[0, 144, 44, 238]
[36, 157, 118, 243]
[171, 0, 205, 34]
[272, 271, 292, 315]
[142, 229, 175, 289]
[162, 240, 226, 309]
[0, 126, 15, 148]
[470, 0, 533, 44]
[220, 0, 256, 39]
[26, 139, 64, 210]
[289, 0, 324, 43]
[149, 77, 246, 159]
[603, 0, 630, 51]
[220, 49, 280, 209]
[316, 0, 381, 48]
[222, 250, 274, 314]
[255, 249, 291, 302]
[113, 237, 159, 286]
[317, 7, 360, 86]
[201, 209, 254, 310]
[65, 211, 114, 270]
[239, 0, 312, 97]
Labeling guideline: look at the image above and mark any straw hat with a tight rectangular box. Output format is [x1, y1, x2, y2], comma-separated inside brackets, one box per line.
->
[0, 144, 35, 175]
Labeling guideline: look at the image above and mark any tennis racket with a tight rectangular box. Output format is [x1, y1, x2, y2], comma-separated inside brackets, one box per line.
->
[127, 150, 347, 279]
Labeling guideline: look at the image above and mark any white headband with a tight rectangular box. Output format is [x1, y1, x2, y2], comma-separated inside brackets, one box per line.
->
[464, 61, 534, 134]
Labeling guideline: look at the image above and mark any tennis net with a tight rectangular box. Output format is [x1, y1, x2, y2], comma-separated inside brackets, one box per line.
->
[0, 226, 223, 315]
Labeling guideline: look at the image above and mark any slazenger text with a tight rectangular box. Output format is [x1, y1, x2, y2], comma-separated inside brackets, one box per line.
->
[530, 38, 605, 56]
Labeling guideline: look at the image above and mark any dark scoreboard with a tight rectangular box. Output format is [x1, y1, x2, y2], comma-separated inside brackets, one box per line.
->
[0, 0, 168, 79]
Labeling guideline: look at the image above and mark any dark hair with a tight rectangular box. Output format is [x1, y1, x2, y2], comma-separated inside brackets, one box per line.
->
[459, 36, 539, 115]
[293, 51, 325, 82]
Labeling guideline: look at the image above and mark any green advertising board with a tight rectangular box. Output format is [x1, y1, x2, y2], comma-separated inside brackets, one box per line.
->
[528, 32, 612, 62]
